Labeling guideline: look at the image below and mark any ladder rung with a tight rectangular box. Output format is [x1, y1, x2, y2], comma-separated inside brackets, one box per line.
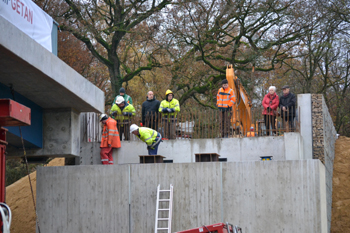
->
[157, 218, 169, 221]
[159, 190, 171, 192]
[158, 209, 170, 211]
[157, 228, 169, 230]
[159, 199, 170, 201]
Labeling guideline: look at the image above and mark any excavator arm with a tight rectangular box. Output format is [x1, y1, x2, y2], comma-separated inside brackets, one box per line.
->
[226, 65, 253, 135]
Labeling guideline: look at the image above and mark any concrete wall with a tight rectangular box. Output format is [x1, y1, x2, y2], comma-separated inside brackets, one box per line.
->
[321, 96, 337, 232]
[78, 133, 302, 165]
[309, 94, 338, 232]
[37, 160, 327, 233]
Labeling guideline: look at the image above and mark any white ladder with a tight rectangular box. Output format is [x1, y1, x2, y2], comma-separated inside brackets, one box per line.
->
[154, 184, 173, 233]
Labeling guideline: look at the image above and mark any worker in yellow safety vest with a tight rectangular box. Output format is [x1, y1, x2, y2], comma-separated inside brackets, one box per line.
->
[158, 90, 180, 139]
[110, 96, 136, 141]
[130, 124, 162, 155]
[99, 114, 121, 165]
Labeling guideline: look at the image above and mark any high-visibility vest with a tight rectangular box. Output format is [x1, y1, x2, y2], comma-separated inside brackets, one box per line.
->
[217, 87, 236, 110]
[100, 118, 121, 148]
[247, 132, 255, 137]
[110, 103, 136, 121]
[137, 127, 158, 146]
[159, 99, 180, 118]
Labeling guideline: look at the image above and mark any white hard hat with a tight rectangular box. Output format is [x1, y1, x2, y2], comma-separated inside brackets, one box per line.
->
[100, 113, 108, 121]
[130, 124, 139, 133]
[115, 96, 125, 104]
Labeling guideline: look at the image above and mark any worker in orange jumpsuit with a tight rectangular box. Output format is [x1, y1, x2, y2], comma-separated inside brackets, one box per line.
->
[217, 79, 236, 137]
[99, 114, 121, 165]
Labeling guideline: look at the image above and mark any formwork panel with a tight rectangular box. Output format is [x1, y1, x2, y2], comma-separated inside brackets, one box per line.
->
[36, 165, 130, 233]
[36, 160, 326, 233]
[129, 163, 222, 233]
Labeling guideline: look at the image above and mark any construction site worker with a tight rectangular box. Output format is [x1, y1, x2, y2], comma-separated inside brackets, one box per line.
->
[217, 79, 236, 138]
[112, 87, 133, 105]
[110, 96, 136, 141]
[159, 90, 180, 139]
[142, 91, 161, 130]
[130, 124, 162, 155]
[99, 114, 121, 165]
[279, 85, 296, 132]
[262, 86, 279, 136]
[247, 127, 255, 137]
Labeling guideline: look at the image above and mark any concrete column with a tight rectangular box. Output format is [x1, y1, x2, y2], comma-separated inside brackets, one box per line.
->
[7, 109, 81, 157]
[298, 94, 313, 159]
[284, 132, 301, 160]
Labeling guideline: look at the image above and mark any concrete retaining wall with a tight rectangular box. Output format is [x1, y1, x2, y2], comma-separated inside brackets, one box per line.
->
[78, 133, 302, 165]
[37, 160, 327, 233]
[311, 94, 337, 232]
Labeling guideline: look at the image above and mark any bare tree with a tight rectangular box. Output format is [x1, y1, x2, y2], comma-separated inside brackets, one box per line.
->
[54, 0, 174, 100]
[164, 0, 309, 106]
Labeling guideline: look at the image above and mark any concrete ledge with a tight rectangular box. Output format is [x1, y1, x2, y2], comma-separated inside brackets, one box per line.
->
[0, 16, 104, 113]
[114, 135, 292, 164]
[37, 160, 327, 233]
[78, 134, 303, 165]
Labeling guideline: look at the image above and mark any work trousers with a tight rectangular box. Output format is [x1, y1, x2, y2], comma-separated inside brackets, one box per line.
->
[220, 110, 231, 138]
[148, 133, 162, 155]
[117, 120, 130, 141]
[264, 115, 276, 136]
[100, 147, 113, 165]
[162, 118, 177, 139]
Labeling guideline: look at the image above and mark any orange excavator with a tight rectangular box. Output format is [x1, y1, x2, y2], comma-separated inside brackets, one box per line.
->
[225, 65, 253, 136]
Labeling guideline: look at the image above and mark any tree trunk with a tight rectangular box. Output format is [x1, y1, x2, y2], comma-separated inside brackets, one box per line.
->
[108, 54, 123, 102]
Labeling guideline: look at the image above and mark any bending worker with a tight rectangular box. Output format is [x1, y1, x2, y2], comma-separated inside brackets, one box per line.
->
[130, 124, 162, 155]
[110, 96, 136, 141]
[99, 114, 121, 165]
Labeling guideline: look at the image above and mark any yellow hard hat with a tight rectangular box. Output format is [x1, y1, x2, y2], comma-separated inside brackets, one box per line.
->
[165, 89, 173, 96]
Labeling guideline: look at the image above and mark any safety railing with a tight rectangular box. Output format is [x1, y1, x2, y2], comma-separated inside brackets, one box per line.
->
[82, 106, 299, 142]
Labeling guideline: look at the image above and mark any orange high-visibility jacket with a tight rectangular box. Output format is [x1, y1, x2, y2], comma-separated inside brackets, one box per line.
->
[100, 118, 121, 148]
[217, 87, 236, 110]
[247, 132, 255, 137]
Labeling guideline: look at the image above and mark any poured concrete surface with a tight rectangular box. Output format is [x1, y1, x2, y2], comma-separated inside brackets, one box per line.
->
[0, 16, 104, 113]
[37, 160, 327, 233]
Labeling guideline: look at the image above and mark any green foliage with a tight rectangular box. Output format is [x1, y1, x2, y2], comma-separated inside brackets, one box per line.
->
[5, 159, 39, 186]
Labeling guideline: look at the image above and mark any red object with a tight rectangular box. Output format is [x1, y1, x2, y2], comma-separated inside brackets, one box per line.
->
[177, 223, 237, 233]
[0, 128, 8, 204]
[100, 147, 114, 165]
[0, 99, 31, 126]
[262, 93, 279, 116]
[100, 118, 121, 148]
[0, 99, 31, 206]
[0, 144, 6, 203]
[140, 123, 143, 127]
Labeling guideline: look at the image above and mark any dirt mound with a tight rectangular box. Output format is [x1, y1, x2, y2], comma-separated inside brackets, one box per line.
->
[331, 136, 350, 232]
[5, 158, 65, 233]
